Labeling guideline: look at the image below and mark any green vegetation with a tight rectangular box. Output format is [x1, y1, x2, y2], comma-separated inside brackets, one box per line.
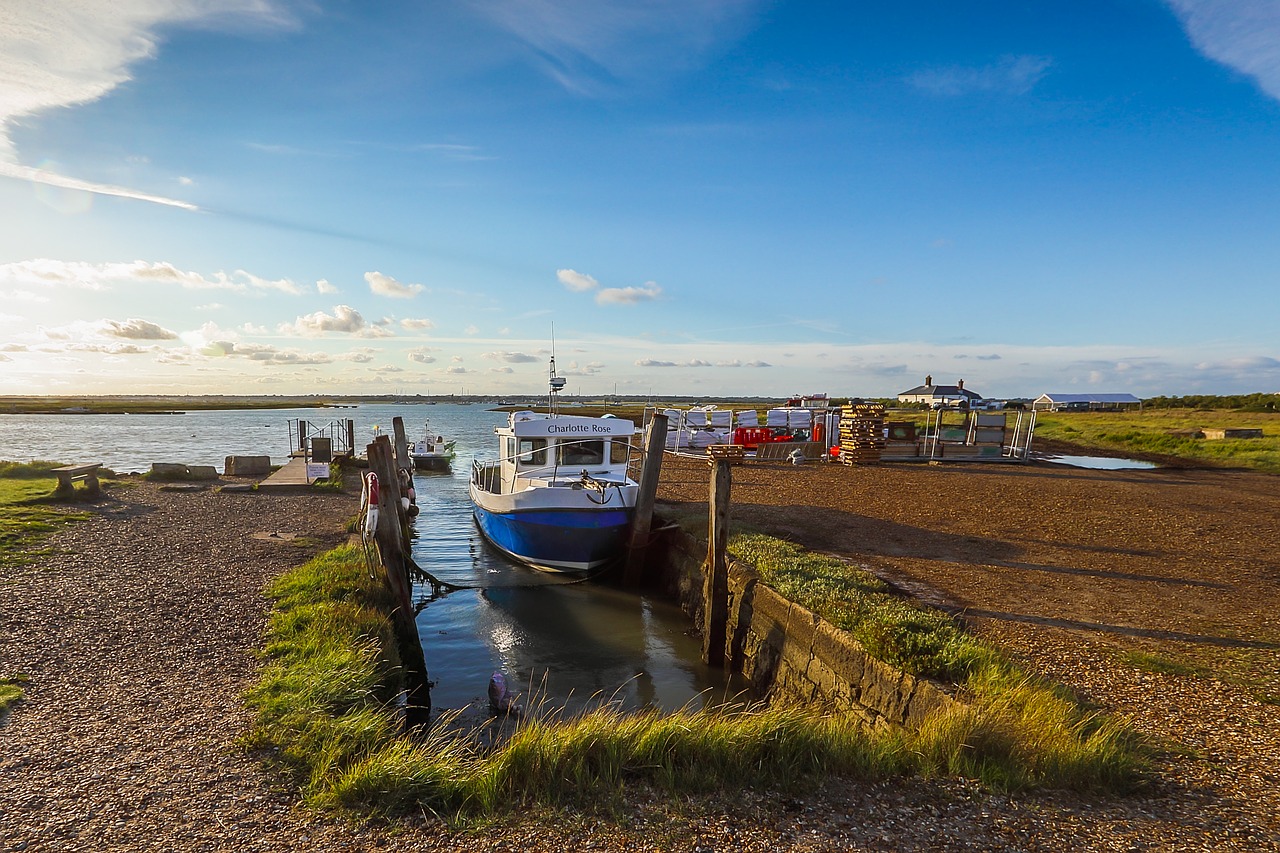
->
[1032, 409, 1280, 472]
[0, 461, 90, 568]
[729, 534, 994, 682]
[248, 544, 1146, 819]
[1121, 650, 1210, 679]
[0, 674, 28, 715]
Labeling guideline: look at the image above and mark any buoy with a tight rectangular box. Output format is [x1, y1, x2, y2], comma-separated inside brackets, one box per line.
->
[364, 472, 380, 535]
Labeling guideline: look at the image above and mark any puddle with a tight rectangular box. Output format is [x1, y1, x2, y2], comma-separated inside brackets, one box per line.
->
[1041, 454, 1157, 470]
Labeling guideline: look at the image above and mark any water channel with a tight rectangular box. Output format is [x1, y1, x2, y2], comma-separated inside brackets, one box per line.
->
[0, 404, 740, 718]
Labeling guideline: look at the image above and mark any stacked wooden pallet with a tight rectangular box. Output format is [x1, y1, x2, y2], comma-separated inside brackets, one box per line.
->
[706, 444, 747, 465]
[838, 402, 886, 465]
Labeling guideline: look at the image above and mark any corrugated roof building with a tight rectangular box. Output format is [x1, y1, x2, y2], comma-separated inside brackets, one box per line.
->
[1032, 393, 1143, 411]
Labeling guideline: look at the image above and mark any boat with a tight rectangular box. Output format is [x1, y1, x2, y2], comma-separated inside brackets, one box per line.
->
[409, 420, 456, 471]
[469, 358, 640, 573]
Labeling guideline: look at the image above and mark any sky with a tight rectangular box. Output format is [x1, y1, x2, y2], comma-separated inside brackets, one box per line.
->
[1, 0, 1279, 400]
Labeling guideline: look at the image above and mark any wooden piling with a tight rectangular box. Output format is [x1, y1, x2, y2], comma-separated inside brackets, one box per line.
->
[392, 416, 411, 472]
[702, 457, 732, 667]
[624, 413, 668, 587]
[366, 435, 431, 724]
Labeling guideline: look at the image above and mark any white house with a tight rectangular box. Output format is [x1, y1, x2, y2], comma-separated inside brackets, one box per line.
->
[897, 376, 985, 409]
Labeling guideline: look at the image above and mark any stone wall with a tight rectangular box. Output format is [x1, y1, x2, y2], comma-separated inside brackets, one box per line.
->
[656, 526, 956, 731]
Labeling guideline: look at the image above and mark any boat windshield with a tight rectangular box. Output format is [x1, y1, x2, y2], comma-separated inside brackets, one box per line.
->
[558, 438, 605, 466]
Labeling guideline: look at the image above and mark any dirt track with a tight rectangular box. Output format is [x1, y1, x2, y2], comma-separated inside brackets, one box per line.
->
[1, 459, 1278, 851]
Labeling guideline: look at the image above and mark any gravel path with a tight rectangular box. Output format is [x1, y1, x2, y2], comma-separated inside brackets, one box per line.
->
[2, 462, 1278, 851]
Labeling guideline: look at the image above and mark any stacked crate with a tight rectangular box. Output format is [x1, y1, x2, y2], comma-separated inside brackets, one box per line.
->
[839, 401, 885, 465]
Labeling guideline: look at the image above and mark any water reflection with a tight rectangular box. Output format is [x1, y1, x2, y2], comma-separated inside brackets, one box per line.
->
[1041, 454, 1157, 470]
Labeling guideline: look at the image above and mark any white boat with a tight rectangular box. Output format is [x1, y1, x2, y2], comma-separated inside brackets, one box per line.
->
[469, 359, 639, 573]
[409, 421, 456, 471]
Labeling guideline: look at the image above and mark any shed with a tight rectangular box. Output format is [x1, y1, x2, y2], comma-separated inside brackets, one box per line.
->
[1032, 393, 1143, 412]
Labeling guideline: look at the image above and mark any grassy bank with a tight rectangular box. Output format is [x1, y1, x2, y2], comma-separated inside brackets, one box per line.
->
[1032, 409, 1280, 472]
[0, 460, 91, 568]
[247, 544, 1146, 818]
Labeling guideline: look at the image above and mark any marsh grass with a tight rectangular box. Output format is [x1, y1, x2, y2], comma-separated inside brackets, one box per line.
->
[1121, 650, 1210, 679]
[248, 543, 1147, 818]
[1032, 410, 1280, 472]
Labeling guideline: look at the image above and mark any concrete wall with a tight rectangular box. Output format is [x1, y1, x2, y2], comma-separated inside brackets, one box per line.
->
[656, 527, 957, 731]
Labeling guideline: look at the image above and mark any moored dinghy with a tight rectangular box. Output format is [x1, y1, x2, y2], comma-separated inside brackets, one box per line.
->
[469, 358, 639, 573]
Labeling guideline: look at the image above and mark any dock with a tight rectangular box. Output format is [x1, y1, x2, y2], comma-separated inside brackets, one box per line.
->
[255, 458, 326, 491]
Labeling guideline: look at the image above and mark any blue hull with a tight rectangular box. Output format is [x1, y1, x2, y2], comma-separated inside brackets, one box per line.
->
[472, 505, 633, 573]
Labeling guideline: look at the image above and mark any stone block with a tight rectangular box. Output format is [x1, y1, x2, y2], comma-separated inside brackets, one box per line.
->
[187, 465, 219, 480]
[224, 455, 272, 476]
[150, 462, 188, 478]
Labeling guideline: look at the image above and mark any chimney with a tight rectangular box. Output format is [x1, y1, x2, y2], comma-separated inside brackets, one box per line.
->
[925, 374, 932, 386]
[957, 379, 964, 390]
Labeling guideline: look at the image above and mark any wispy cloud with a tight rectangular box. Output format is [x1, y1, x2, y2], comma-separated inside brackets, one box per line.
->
[468, 0, 764, 95]
[0, 259, 311, 294]
[557, 268, 599, 292]
[598, 282, 662, 305]
[0, 1, 295, 207]
[481, 350, 539, 363]
[366, 271, 424, 299]
[908, 55, 1052, 96]
[1165, 1, 1280, 101]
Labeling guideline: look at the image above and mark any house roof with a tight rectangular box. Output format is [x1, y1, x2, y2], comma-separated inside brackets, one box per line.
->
[898, 384, 982, 400]
[1034, 393, 1141, 404]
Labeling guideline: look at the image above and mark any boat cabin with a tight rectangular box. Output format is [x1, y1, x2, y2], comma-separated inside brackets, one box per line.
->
[474, 411, 637, 494]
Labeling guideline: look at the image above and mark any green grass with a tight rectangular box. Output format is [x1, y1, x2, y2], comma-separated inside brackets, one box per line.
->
[1032, 409, 1280, 473]
[0, 674, 28, 715]
[247, 544, 1147, 819]
[728, 533, 996, 682]
[0, 463, 92, 568]
[1121, 650, 1210, 679]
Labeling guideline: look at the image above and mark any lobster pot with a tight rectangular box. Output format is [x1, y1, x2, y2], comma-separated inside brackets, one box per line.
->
[766, 408, 789, 428]
[689, 430, 718, 449]
[663, 409, 686, 448]
[708, 409, 732, 429]
[685, 407, 709, 428]
[736, 409, 759, 427]
[839, 401, 887, 466]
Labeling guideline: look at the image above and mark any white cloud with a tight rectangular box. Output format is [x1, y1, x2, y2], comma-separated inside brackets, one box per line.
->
[280, 304, 369, 336]
[481, 350, 539, 363]
[597, 282, 662, 305]
[0, 1, 294, 207]
[0, 259, 316, 294]
[400, 317, 435, 330]
[365, 271, 424, 299]
[1166, 1, 1280, 101]
[101, 318, 178, 340]
[316, 278, 339, 294]
[557, 268, 599, 292]
[908, 55, 1052, 96]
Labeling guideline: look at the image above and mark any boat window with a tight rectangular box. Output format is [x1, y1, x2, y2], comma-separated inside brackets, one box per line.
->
[610, 437, 631, 464]
[517, 438, 547, 466]
[559, 438, 604, 466]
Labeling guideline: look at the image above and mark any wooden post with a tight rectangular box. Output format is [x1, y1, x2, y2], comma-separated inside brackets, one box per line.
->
[624, 414, 668, 587]
[702, 458, 732, 667]
[345, 419, 355, 456]
[367, 435, 431, 724]
[392, 416, 411, 472]
[298, 420, 309, 460]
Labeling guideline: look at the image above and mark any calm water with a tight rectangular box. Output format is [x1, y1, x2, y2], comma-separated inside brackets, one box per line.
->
[1041, 453, 1158, 470]
[1, 404, 739, 716]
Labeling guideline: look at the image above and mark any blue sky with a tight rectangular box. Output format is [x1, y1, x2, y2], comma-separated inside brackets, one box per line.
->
[1, 0, 1278, 399]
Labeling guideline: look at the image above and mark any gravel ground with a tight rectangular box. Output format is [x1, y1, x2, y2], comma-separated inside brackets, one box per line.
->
[2, 459, 1279, 851]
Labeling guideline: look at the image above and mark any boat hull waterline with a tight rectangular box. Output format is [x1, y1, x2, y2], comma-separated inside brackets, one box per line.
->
[471, 504, 633, 573]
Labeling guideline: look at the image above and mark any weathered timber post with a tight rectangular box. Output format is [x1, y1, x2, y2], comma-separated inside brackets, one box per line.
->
[624, 413, 668, 587]
[702, 457, 732, 667]
[297, 420, 309, 460]
[367, 435, 431, 724]
[345, 419, 355, 456]
[392, 416, 411, 472]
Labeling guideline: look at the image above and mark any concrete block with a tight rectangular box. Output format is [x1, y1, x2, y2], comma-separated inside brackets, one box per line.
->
[150, 462, 188, 478]
[187, 465, 219, 480]
[224, 455, 272, 476]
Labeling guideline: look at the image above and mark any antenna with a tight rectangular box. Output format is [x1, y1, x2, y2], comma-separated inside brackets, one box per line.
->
[548, 324, 565, 416]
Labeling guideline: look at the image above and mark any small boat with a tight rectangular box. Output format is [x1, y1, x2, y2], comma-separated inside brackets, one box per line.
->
[409, 421, 456, 471]
[469, 358, 639, 573]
